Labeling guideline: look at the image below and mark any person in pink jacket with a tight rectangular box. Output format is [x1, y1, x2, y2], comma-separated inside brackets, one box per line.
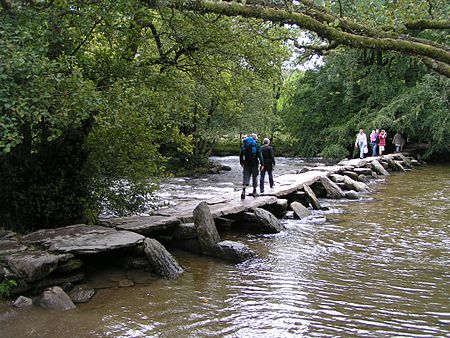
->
[378, 129, 387, 155]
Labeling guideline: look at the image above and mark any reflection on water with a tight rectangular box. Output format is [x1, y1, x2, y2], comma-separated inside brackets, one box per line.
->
[1, 164, 449, 338]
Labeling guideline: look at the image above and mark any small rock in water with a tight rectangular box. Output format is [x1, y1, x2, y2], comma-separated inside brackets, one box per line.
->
[12, 296, 33, 308]
[345, 190, 360, 200]
[69, 286, 95, 303]
[39, 286, 76, 311]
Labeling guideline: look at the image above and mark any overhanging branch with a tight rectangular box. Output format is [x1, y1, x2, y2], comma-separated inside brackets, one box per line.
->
[406, 19, 450, 30]
[146, 1, 450, 77]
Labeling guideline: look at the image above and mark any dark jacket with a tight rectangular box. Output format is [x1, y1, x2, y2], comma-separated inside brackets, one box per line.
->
[261, 145, 275, 169]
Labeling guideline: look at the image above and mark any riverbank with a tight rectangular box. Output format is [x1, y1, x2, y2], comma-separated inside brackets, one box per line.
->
[0, 153, 424, 310]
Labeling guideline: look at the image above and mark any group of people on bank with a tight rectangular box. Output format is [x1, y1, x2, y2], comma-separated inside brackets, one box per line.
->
[239, 133, 275, 199]
[355, 128, 405, 159]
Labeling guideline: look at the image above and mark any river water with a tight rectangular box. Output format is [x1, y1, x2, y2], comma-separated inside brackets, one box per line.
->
[1, 160, 449, 337]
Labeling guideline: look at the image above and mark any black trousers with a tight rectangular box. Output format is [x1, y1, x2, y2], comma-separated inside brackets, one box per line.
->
[242, 164, 259, 189]
[260, 168, 274, 191]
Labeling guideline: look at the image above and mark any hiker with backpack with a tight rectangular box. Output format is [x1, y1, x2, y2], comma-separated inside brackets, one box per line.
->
[260, 137, 275, 194]
[240, 133, 263, 199]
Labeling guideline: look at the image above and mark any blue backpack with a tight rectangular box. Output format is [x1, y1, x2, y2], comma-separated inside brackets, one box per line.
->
[242, 136, 257, 163]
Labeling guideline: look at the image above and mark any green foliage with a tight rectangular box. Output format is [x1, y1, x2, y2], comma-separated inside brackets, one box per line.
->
[281, 49, 449, 159]
[0, 1, 289, 229]
[0, 7, 100, 230]
[212, 138, 241, 156]
[320, 144, 351, 160]
[0, 279, 17, 299]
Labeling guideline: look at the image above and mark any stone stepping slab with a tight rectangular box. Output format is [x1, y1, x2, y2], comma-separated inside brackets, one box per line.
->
[21, 224, 145, 255]
[99, 215, 181, 235]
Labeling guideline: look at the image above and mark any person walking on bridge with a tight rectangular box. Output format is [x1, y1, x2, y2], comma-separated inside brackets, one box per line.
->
[378, 129, 387, 156]
[370, 129, 380, 156]
[355, 129, 368, 159]
[392, 130, 404, 153]
[260, 138, 275, 194]
[240, 133, 263, 199]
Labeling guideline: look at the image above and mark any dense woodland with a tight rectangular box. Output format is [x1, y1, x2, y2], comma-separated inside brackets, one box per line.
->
[0, 0, 448, 232]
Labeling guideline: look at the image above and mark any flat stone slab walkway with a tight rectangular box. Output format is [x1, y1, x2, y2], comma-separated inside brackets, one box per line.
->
[18, 154, 410, 253]
[21, 224, 145, 255]
[101, 169, 331, 232]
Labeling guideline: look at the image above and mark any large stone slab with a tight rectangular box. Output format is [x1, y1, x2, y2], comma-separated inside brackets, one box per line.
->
[99, 215, 181, 235]
[320, 176, 345, 199]
[272, 171, 328, 197]
[5, 251, 73, 283]
[262, 198, 288, 218]
[213, 240, 255, 263]
[290, 202, 312, 219]
[303, 184, 321, 210]
[22, 224, 145, 254]
[304, 165, 353, 173]
[143, 238, 183, 279]
[342, 175, 371, 192]
[342, 170, 359, 181]
[193, 201, 221, 253]
[171, 223, 197, 240]
[254, 208, 285, 233]
[371, 159, 390, 176]
[0, 238, 27, 255]
[353, 167, 373, 176]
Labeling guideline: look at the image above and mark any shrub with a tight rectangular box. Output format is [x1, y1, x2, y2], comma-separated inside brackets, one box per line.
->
[0, 279, 17, 299]
[319, 144, 350, 160]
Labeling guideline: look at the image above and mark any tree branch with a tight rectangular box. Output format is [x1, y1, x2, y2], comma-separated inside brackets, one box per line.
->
[71, 18, 103, 56]
[292, 39, 340, 55]
[146, 1, 450, 77]
[405, 19, 450, 31]
[420, 57, 450, 78]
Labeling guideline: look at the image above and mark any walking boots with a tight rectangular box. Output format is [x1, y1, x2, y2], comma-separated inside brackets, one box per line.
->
[252, 188, 259, 197]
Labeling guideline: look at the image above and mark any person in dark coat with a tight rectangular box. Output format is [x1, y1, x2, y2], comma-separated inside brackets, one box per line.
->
[240, 133, 263, 199]
[259, 137, 275, 193]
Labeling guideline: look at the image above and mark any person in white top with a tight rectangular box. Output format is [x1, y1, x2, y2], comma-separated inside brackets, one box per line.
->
[355, 129, 368, 159]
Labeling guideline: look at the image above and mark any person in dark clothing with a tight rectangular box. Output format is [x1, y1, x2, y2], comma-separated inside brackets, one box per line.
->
[259, 138, 275, 193]
[239, 133, 263, 199]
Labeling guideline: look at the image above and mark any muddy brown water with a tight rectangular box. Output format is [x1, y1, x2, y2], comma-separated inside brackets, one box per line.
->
[1, 163, 449, 337]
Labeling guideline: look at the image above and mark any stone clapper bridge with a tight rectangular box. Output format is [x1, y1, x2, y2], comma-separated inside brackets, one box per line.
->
[0, 153, 420, 302]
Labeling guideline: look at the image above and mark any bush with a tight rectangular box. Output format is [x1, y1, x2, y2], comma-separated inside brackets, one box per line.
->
[0, 279, 17, 299]
[212, 139, 241, 156]
[319, 144, 350, 160]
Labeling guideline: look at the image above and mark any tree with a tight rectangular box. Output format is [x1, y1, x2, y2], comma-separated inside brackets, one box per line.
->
[0, 0, 288, 230]
[146, 0, 450, 77]
[281, 49, 449, 158]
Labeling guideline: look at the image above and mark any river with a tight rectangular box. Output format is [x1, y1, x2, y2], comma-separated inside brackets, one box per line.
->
[1, 160, 449, 337]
